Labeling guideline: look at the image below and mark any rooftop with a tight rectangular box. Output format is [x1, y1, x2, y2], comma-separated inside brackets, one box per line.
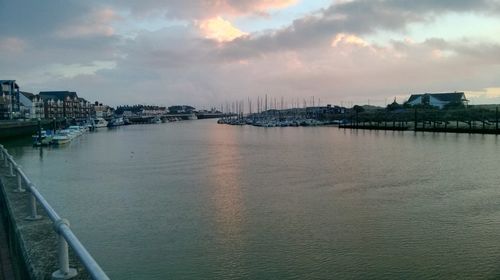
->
[39, 91, 78, 101]
[408, 92, 467, 103]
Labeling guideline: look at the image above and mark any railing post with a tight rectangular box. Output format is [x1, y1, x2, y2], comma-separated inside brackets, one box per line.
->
[52, 219, 77, 280]
[4, 152, 9, 167]
[14, 167, 26, 192]
[8, 157, 15, 177]
[25, 186, 42, 220]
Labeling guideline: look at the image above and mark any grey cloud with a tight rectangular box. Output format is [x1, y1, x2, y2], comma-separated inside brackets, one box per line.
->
[0, 0, 91, 38]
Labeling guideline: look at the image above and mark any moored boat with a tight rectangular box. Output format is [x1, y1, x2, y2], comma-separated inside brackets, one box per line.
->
[51, 132, 72, 145]
[108, 117, 125, 127]
[94, 118, 108, 128]
[32, 130, 54, 146]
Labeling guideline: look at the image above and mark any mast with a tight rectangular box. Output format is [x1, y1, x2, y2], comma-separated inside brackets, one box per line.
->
[265, 94, 268, 112]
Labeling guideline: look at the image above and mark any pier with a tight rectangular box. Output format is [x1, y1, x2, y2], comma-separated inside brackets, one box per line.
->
[0, 145, 109, 279]
[337, 107, 500, 134]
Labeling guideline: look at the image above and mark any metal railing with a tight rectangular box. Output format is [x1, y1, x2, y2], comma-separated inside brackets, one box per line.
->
[0, 144, 110, 280]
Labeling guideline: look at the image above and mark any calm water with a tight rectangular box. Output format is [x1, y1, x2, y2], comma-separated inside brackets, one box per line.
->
[4, 120, 500, 279]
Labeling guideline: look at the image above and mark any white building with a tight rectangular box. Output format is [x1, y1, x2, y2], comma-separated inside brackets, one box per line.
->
[406, 92, 468, 109]
[94, 103, 113, 118]
[19, 91, 45, 119]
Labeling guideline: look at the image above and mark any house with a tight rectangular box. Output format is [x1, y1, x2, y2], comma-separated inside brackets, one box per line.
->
[19, 91, 45, 119]
[40, 91, 78, 119]
[39, 91, 93, 120]
[94, 102, 113, 118]
[406, 92, 468, 109]
[77, 98, 93, 119]
[0, 80, 20, 119]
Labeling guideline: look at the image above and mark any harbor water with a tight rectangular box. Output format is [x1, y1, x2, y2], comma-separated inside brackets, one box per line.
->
[3, 119, 500, 279]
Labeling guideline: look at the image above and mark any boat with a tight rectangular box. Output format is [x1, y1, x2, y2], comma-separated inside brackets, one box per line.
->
[51, 131, 72, 145]
[187, 113, 198, 120]
[108, 117, 125, 127]
[60, 129, 78, 139]
[32, 130, 54, 146]
[68, 126, 85, 136]
[149, 117, 161, 124]
[94, 118, 108, 128]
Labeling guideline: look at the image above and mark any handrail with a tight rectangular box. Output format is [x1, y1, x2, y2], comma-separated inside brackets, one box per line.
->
[0, 144, 110, 280]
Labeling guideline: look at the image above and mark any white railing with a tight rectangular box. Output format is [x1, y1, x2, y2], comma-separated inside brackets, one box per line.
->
[0, 144, 110, 280]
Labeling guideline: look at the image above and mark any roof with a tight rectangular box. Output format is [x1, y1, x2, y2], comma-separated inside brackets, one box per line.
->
[408, 92, 466, 103]
[39, 91, 78, 101]
[20, 91, 35, 99]
[0, 80, 19, 89]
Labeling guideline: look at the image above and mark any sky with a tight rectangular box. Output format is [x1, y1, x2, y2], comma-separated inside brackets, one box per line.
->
[1, 0, 500, 108]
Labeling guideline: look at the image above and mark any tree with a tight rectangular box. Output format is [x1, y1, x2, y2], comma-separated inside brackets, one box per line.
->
[353, 105, 365, 113]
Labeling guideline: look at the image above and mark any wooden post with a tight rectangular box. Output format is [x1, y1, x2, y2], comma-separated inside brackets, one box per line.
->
[355, 110, 358, 128]
[496, 106, 499, 131]
[414, 108, 417, 131]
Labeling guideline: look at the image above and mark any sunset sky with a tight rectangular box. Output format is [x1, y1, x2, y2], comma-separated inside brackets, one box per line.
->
[1, 0, 500, 107]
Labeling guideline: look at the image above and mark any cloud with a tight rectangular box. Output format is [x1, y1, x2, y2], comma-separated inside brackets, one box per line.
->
[106, 0, 297, 19]
[55, 8, 120, 38]
[331, 33, 369, 48]
[466, 88, 500, 104]
[214, 0, 500, 60]
[197, 17, 248, 42]
[0, 0, 91, 38]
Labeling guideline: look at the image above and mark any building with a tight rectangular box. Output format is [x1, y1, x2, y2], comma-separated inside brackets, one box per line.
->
[94, 102, 113, 118]
[406, 92, 468, 109]
[306, 104, 346, 115]
[19, 91, 45, 119]
[168, 105, 195, 114]
[39, 91, 93, 120]
[141, 106, 166, 116]
[78, 98, 94, 119]
[0, 80, 20, 120]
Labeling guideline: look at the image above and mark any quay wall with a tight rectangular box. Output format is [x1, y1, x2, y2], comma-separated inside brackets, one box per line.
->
[0, 120, 54, 140]
[0, 162, 90, 279]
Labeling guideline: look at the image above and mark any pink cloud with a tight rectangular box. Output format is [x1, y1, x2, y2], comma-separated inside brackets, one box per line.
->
[197, 17, 248, 42]
[123, 0, 298, 19]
